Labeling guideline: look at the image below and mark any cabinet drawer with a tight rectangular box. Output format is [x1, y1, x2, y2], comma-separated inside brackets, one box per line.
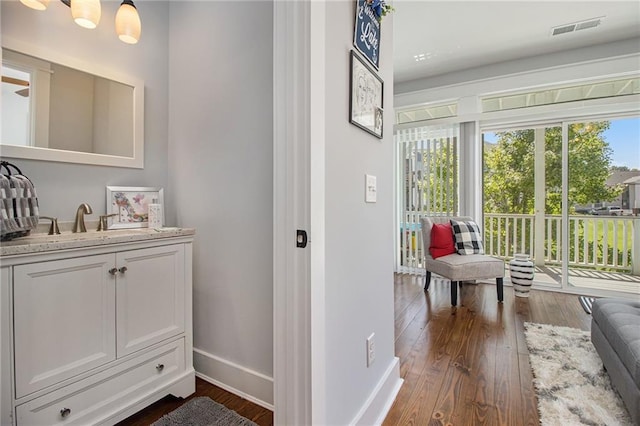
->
[16, 339, 185, 426]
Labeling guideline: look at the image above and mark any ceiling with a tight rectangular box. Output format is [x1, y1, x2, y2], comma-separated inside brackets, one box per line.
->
[393, 1, 640, 84]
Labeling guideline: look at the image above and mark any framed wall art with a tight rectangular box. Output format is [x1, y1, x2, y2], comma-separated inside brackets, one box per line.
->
[353, 0, 381, 69]
[349, 50, 384, 139]
[106, 186, 164, 229]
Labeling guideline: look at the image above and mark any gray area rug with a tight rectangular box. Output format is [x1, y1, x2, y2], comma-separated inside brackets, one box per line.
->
[524, 322, 633, 425]
[152, 397, 258, 426]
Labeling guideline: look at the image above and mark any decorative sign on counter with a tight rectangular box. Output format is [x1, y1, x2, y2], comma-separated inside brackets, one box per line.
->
[353, 0, 380, 70]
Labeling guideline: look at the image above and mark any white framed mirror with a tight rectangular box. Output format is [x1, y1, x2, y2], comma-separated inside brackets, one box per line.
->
[1, 37, 144, 168]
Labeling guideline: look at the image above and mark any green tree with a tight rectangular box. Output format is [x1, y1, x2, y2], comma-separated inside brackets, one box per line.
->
[421, 140, 457, 213]
[611, 165, 631, 171]
[484, 122, 621, 215]
[611, 165, 640, 172]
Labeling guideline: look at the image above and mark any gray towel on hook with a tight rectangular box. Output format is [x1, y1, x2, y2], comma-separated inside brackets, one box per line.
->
[0, 174, 21, 234]
[8, 175, 39, 231]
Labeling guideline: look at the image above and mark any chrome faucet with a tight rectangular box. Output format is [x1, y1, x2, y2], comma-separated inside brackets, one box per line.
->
[39, 216, 61, 235]
[97, 214, 117, 231]
[72, 203, 93, 233]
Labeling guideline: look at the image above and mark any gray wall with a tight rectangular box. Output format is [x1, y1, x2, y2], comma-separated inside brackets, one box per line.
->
[168, 1, 274, 401]
[323, 3, 396, 424]
[1, 1, 169, 222]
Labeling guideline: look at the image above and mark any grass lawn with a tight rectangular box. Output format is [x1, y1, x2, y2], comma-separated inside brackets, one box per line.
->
[576, 217, 633, 251]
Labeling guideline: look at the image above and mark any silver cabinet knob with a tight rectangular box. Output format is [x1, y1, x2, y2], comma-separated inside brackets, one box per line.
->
[156, 363, 164, 372]
[60, 407, 71, 418]
[118, 266, 128, 274]
[108, 268, 118, 276]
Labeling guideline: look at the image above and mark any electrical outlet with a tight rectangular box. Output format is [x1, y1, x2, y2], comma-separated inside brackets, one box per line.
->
[366, 333, 376, 367]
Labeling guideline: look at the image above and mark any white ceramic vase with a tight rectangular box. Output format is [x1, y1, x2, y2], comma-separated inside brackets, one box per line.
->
[510, 253, 534, 298]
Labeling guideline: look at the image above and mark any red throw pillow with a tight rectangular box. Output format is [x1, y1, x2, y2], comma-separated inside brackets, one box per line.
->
[429, 223, 456, 259]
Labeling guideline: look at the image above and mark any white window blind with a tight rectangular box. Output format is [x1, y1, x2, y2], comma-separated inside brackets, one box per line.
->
[396, 124, 459, 274]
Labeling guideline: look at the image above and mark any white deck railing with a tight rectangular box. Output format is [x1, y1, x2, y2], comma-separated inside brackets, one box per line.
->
[398, 213, 639, 274]
[484, 213, 636, 272]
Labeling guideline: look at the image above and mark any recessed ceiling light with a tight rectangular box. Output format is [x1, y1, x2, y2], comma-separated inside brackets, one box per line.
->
[413, 52, 435, 62]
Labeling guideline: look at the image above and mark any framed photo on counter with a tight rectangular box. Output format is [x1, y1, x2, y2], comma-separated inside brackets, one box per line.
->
[106, 186, 164, 229]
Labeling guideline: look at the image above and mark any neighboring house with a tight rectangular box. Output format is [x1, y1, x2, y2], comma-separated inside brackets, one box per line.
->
[574, 170, 640, 213]
[607, 171, 640, 208]
[623, 175, 640, 212]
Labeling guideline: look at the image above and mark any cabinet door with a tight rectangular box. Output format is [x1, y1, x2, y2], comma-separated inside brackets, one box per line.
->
[116, 244, 185, 357]
[13, 254, 116, 398]
[1, 267, 11, 426]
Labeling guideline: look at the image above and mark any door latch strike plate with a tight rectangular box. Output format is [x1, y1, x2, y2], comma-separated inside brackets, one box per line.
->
[296, 230, 308, 248]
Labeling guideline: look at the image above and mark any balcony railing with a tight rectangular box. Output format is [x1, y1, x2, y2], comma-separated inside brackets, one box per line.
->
[398, 213, 639, 275]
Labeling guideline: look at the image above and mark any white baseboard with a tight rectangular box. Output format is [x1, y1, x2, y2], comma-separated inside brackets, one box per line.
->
[193, 348, 274, 410]
[351, 357, 404, 426]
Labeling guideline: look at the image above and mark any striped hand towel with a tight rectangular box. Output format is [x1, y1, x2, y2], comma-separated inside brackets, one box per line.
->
[9, 174, 39, 230]
[0, 174, 21, 235]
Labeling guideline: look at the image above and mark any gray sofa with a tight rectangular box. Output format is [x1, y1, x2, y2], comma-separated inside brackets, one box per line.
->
[591, 298, 640, 424]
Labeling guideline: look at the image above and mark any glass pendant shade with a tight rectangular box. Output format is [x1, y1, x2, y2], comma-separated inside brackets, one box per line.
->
[20, 0, 49, 11]
[71, 0, 101, 29]
[115, 0, 141, 44]
[20, 0, 142, 44]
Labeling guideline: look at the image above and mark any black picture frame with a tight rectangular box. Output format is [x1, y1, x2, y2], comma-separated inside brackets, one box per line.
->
[349, 50, 384, 139]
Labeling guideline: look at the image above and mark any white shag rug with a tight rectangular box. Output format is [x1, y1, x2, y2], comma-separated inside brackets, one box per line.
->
[524, 322, 633, 426]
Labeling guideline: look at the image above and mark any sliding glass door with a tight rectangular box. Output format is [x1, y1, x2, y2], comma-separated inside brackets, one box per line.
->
[483, 116, 640, 294]
[483, 125, 563, 289]
[565, 118, 640, 294]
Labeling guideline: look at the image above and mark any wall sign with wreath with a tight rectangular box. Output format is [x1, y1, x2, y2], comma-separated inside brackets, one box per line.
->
[353, 0, 394, 70]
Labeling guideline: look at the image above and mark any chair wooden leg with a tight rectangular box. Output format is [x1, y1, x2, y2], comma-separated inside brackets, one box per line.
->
[451, 281, 458, 306]
[424, 271, 432, 291]
[496, 277, 504, 302]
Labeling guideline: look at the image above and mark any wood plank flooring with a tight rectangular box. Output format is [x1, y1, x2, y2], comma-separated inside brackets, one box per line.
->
[118, 274, 589, 425]
[116, 377, 273, 425]
[383, 274, 591, 426]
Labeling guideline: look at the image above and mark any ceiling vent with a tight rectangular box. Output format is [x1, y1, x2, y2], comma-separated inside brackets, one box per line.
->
[551, 17, 603, 36]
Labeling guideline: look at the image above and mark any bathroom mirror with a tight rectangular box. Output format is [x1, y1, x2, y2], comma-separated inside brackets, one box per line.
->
[0, 38, 144, 168]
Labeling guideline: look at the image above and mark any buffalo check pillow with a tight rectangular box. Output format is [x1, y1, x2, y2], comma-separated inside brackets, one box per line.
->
[450, 219, 484, 255]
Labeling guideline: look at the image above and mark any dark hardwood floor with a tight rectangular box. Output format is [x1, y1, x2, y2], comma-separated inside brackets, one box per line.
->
[118, 274, 589, 425]
[383, 274, 591, 426]
[116, 377, 273, 425]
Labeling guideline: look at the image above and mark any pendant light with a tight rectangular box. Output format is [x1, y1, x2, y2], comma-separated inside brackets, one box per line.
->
[71, 0, 101, 29]
[19, 0, 50, 11]
[19, 0, 141, 44]
[115, 0, 141, 44]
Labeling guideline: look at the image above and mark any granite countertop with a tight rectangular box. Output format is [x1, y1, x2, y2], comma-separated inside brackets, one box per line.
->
[0, 227, 195, 257]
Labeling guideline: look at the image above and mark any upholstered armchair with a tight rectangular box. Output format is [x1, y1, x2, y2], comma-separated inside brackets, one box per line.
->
[420, 216, 505, 306]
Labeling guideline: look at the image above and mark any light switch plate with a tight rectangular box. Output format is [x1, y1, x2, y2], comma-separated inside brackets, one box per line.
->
[365, 174, 377, 203]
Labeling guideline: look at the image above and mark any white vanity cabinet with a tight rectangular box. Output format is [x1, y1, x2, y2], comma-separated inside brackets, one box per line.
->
[0, 230, 195, 425]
